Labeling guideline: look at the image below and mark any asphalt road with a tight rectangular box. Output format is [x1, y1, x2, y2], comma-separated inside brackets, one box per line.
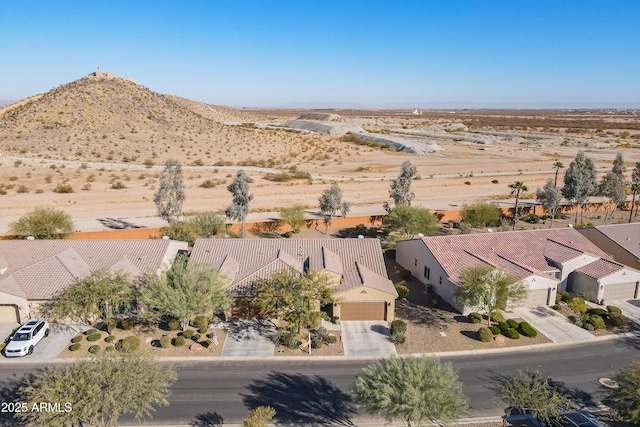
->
[0, 336, 637, 426]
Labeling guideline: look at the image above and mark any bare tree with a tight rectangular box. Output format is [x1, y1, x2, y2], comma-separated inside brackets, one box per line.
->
[154, 159, 185, 223]
[318, 184, 350, 234]
[384, 160, 417, 212]
[225, 170, 254, 237]
[562, 152, 598, 225]
[630, 162, 640, 222]
[536, 179, 561, 228]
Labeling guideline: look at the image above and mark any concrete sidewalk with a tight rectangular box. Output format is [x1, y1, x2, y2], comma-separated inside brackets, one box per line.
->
[513, 306, 594, 343]
[609, 299, 640, 325]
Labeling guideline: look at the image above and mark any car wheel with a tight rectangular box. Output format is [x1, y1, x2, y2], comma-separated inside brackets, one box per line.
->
[28, 346, 34, 355]
[44, 329, 50, 337]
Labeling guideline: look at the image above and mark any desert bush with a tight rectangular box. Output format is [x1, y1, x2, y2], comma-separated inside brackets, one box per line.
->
[160, 335, 172, 348]
[182, 330, 194, 339]
[326, 334, 337, 344]
[552, 304, 562, 311]
[607, 312, 625, 327]
[498, 321, 510, 331]
[311, 339, 324, 349]
[120, 317, 135, 330]
[520, 323, 538, 337]
[460, 201, 502, 227]
[201, 339, 212, 348]
[89, 345, 100, 354]
[503, 328, 520, 339]
[118, 336, 140, 353]
[478, 327, 493, 342]
[54, 184, 74, 193]
[587, 308, 607, 317]
[468, 312, 482, 324]
[111, 181, 126, 189]
[193, 316, 209, 331]
[391, 330, 406, 344]
[285, 332, 301, 349]
[561, 292, 573, 303]
[198, 327, 208, 334]
[104, 318, 117, 333]
[87, 333, 101, 342]
[106, 345, 115, 352]
[395, 285, 409, 300]
[200, 179, 217, 188]
[489, 326, 501, 335]
[490, 312, 505, 323]
[71, 336, 82, 344]
[105, 335, 115, 343]
[173, 336, 186, 347]
[85, 328, 98, 335]
[264, 172, 292, 182]
[567, 298, 588, 314]
[506, 319, 520, 329]
[390, 319, 407, 335]
[590, 314, 605, 330]
[192, 334, 201, 342]
[69, 343, 81, 351]
[607, 305, 622, 314]
[168, 319, 180, 331]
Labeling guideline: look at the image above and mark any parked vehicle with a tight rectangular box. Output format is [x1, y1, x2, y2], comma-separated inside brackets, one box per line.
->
[550, 411, 609, 427]
[3, 318, 50, 357]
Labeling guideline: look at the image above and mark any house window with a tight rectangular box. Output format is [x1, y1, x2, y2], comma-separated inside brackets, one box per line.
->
[424, 266, 430, 280]
[414, 258, 417, 266]
[439, 276, 442, 285]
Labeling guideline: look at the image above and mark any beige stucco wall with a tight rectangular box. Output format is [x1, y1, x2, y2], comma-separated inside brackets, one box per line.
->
[572, 268, 640, 302]
[0, 292, 29, 323]
[335, 286, 396, 322]
[557, 254, 599, 292]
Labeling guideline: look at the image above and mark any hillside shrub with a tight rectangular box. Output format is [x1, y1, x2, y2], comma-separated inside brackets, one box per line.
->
[71, 336, 82, 344]
[561, 292, 573, 303]
[160, 335, 172, 349]
[390, 320, 407, 335]
[587, 308, 607, 317]
[608, 312, 625, 327]
[120, 317, 135, 330]
[105, 335, 115, 343]
[503, 328, 520, 339]
[168, 319, 180, 331]
[87, 333, 101, 342]
[607, 305, 622, 314]
[478, 327, 493, 342]
[520, 323, 538, 337]
[69, 343, 81, 351]
[183, 330, 194, 339]
[498, 321, 510, 331]
[173, 336, 185, 347]
[89, 345, 100, 354]
[54, 184, 74, 193]
[395, 285, 409, 300]
[118, 336, 140, 353]
[193, 316, 209, 331]
[488, 326, 501, 335]
[506, 319, 520, 329]
[589, 314, 605, 330]
[568, 298, 588, 314]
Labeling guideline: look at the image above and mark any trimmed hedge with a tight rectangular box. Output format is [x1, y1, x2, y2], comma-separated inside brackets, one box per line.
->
[503, 328, 520, 339]
[87, 333, 101, 342]
[395, 284, 409, 300]
[119, 336, 140, 353]
[198, 328, 208, 334]
[561, 292, 573, 303]
[608, 312, 625, 327]
[607, 305, 622, 314]
[173, 336, 186, 347]
[85, 328, 98, 335]
[390, 320, 407, 335]
[168, 319, 180, 331]
[89, 345, 100, 354]
[106, 345, 115, 352]
[192, 334, 201, 342]
[71, 336, 82, 344]
[498, 321, 510, 331]
[520, 323, 538, 337]
[183, 330, 195, 339]
[69, 343, 81, 351]
[201, 339, 212, 348]
[506, 319, 520, 329]
[391, 331, 406, 344]
[478, 327, 493, 342]
[490, 312, 505, 323]
[105, 335, 116, 343]
[160, 335, 172, 349]
[488, 326, 501, 335]
[193, 316, 209, 331]
[587, 308, 607, 316]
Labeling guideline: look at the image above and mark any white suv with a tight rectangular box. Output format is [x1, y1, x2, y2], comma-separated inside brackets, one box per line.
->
[4, 318, 50, 357]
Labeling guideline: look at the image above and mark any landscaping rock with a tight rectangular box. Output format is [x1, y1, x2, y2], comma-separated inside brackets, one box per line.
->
[190, 343, 204, 351]
[493, 334, 507, 345]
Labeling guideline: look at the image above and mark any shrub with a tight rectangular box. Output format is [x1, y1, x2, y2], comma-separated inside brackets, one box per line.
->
[311, 339, 324, 349]
[395, 285, 409, 300]
[587, 308, 607, 317]
[490, 312, 505, 323]
[89, 345, 100, 354]
[120, 317, 135, 330]
[552, 304, 562, 311]
[478, 327, 493, 342]
[111, 181, 126, 189]
[167, 319, 180, 331]
[608, 312, 625, 327]
[71, 336, 82, 344]
[607, 305, 622, 314]
[468, 312, 483, 323]
[105, 335, 116, 343]
[198, 327, 208, 334]
[87, 333, 101, 342]
[192, 334, 201, 342]
[567, 298, 588, 314]
[285, 333, 301, 349]
[520, 324, 538, 337]
[104, 318, 117, 333]
[326, 335, 338, 344]
[54, 184, 74, 193]
[391, 331, 406, 344]
[173, 336, 186, 347]
[105, 345, 115, 352]
[488, 326, 501, 335]
[85, 328, 98, 335]
[390, 320, 407, 335]
[590, 314, 605, 330]
[119, 336, 140, 353]
[503, 328, 520, 339]
[506, 319, 520, 329]
[561, 292, 573, 303]
[160, 335, 172, 349]
[498, 321, 510, 331]
[182, 330, 194, 339]
[69, 343, 81, 351]
[201, 339, 212, 348]
[193, 316, 209, 331]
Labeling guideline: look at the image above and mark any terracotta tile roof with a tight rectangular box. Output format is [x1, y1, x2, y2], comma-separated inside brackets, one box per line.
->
[595, 223, 640, 260]
[190, 238, 395, 297]
[0, 240, 187, 300]
[575, 258, 626, 279]
[416, 228, 611, 284]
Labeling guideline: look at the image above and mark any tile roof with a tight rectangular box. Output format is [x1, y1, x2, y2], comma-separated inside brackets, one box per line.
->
[575, 258, 626, 279]
[190, 238, 396, 297]
[595, 223, 640, 260]
[0, 240, 186, 299]
[416, 228, 611, 284]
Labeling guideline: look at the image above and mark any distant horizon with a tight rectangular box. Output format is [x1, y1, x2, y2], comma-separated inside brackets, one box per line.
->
[1, 1, 639, 109]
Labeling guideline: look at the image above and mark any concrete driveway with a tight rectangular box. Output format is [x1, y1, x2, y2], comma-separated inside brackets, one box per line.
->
[341, 321, 397, 358]
[0, 323, 19, 343]
[220, 320, 275, 358]
[0, 322, 86, 362]
[609, 299, 640, 326]
[513, 306, 594, 343]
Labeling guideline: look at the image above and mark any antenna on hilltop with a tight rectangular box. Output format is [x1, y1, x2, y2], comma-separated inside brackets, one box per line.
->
[97, 61, 101, 72]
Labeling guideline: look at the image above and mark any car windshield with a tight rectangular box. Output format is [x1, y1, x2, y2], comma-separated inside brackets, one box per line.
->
[12, 333, 31, 341]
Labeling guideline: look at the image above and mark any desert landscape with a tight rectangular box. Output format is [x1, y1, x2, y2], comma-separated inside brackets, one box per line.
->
[1, 73, 639, 234]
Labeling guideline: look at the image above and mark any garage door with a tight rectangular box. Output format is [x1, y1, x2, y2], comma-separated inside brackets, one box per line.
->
[603, 282, 637, 301]
[521, 288, 550, 308]
[340, 302, 386, 321]
[0, 305, 18, 323]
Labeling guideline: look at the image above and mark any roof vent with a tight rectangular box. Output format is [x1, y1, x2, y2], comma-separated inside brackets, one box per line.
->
[487, 228, 493, 233]
[357, 235, 364, 239]
[418, 233, 424, 238]
[224, 234, 230, 239]
[162, 236, 169, 240]
[26, 236, 35, 240]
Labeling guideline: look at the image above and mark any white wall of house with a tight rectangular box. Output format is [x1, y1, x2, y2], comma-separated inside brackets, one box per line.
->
[558, 254, 599, 292]
[573, 268, 640, 302]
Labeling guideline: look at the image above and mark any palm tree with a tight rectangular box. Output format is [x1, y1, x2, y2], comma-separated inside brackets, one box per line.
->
[630, 183, 640, 223]
[553, 161, 564, 189]
[509, 181, 528, 231]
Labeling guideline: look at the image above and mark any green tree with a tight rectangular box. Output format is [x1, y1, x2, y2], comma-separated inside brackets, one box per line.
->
[189, 211, 226, 238]
[255, 268, 334, 333]
[8, 207, 74, 239]
[459, 201, 502, 228]
[384, 160, 417, 212]
[629, 162, 640, 222]
[493, 370, 573, 424]
[318, 184, 351, 234]
[225, 170, 254, 237]
[508, 181, 528, 231]
[279, 205, 306, 236]
[160, 220, 198, 245]
[352, 356, 467, 427]
[16, 354, 177, 427]
[383, 205, 439, 239]
[45, 269, 136, 323]
[140, 255, 232, 330]
[604, 359, 640, 424]
[563, 152, 598, 225]
[154, 159, 185, 223]
[536, 179, 561, 228]
[598, 171, 626, 222]
[243, 406, 277, 427]
[454, 264, 529, 325]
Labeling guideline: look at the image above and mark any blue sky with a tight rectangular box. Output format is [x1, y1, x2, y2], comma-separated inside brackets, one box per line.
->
[1, 1, 639, 108]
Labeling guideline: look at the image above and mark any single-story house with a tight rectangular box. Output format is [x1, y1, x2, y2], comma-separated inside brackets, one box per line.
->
[0, 239, 188, 323]
[577, 223, 640, 270]
[396, 228, 640, 313]
[189, 238, 398, 322]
